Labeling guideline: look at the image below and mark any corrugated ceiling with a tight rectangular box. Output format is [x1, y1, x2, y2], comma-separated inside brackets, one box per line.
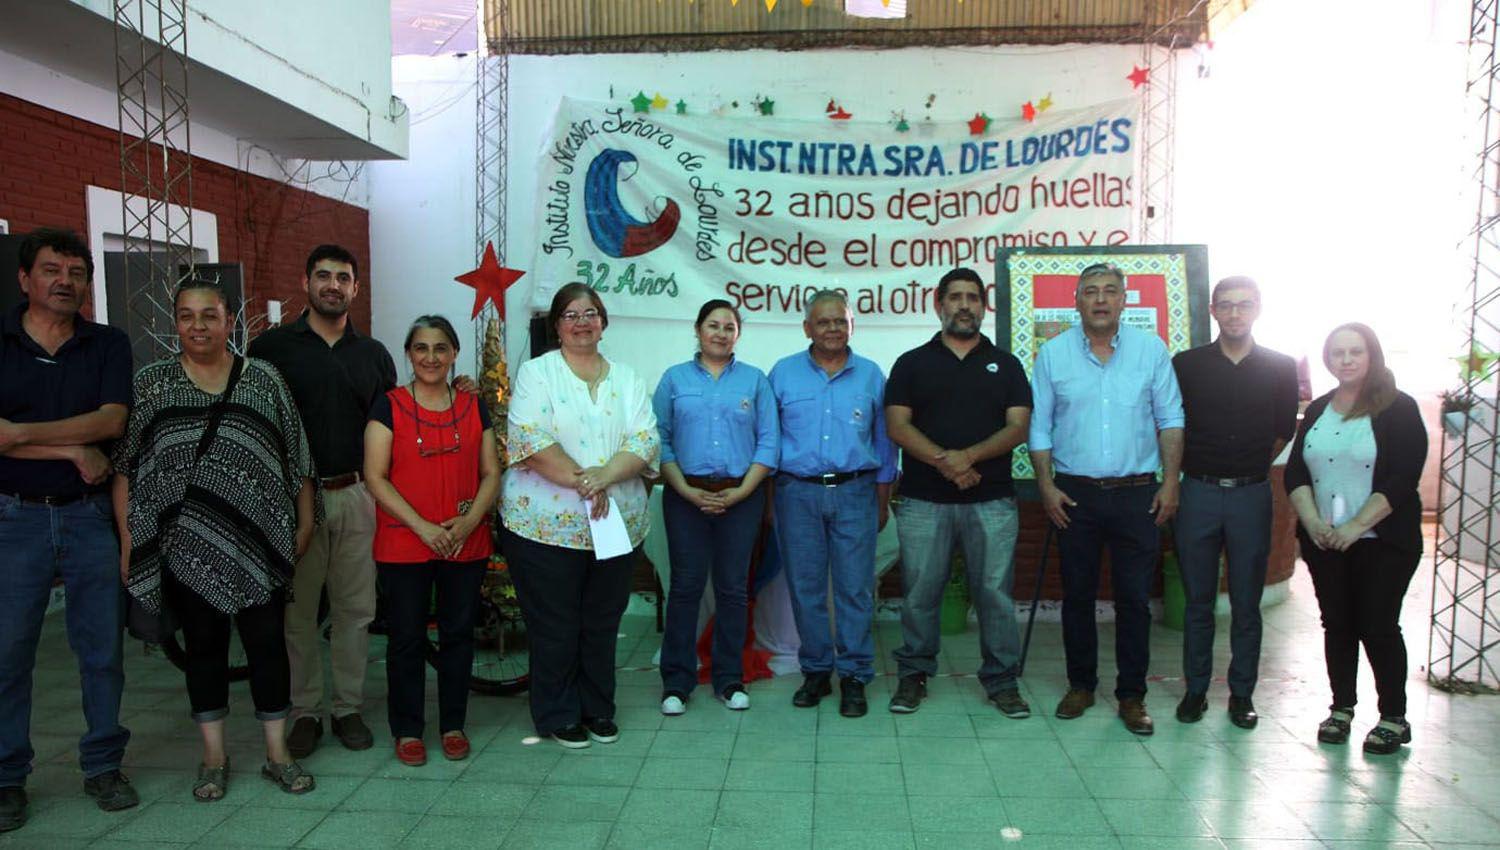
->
[483, 0, 1253, 54]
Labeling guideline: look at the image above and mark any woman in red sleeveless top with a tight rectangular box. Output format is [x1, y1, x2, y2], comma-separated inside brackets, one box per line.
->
[362, 315, 501, 766]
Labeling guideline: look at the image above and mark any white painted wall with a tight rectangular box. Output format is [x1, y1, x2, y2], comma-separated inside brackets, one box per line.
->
[66, 0, 407, 159]
[371, 44, 1144, 385]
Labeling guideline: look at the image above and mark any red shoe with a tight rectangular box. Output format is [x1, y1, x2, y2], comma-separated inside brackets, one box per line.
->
[394, 738, 427, 766]
[440, 731, 470, 761]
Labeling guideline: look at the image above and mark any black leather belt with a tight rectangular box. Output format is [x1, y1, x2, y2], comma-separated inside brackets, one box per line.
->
[320, 471, 364, 490]
[1055, 473, 1156, 490]
[3, 491, 89, 506]
[1186, 473, 1267, 488]
[786, 469, 873, 487]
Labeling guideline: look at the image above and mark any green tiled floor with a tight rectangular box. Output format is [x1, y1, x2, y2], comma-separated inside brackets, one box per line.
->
[5, 560, 1500, 849]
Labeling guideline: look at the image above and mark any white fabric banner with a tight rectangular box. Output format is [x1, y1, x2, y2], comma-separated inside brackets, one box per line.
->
[531, 97, 1138, 325]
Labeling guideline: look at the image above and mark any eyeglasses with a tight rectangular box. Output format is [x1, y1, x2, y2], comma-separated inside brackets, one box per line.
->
[560, 309, 601, 325]
[413, 383, 462, 457]
[1212, 300, 1258, 314]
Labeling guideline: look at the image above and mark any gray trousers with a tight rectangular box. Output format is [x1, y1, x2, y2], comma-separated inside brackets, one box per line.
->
[1173, 477, 1272, 698]
[893, 497, 1021, 694]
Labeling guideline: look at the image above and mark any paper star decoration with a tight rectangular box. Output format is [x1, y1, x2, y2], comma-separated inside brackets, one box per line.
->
[455, 242, 525, 320]
[675, 99, 688, 115]
[1127, 65, 1150, 88]
[1021, 101, 1036, 122]
[967, 112, 992, 135]
[758, 97, 775, 116]
[1455, 342, 1500, 383]
[829, 105, 852, 120]
[765, 0, 778, 9]
[630, 91, 651, 112]
[1038, 93, 1053, 112]
[895, 117, 910, 132]
[651, 92, 669, 110]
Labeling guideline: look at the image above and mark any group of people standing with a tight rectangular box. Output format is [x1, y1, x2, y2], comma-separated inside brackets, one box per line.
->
[0, 225, 1428, 834]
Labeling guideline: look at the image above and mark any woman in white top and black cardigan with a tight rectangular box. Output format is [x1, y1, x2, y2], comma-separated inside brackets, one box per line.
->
[1285, 322, 1427, 755]
[501, 283, 659, 749]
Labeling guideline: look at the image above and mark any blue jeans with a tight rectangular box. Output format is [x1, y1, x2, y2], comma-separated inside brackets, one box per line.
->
[893, 497, 1022, 694]
[660, 485, 765, 697]
[1054, 478, 1159, 701]
[772, 475, 878, 682]
[0, 493, 129, 787]
[1174, 477, 1272, 698]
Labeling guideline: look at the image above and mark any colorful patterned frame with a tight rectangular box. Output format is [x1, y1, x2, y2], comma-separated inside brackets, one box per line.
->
[993, 245, 1211, 487]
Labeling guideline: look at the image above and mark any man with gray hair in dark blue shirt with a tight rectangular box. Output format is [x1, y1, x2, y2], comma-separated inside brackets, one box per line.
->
[0, 228, 138, 832]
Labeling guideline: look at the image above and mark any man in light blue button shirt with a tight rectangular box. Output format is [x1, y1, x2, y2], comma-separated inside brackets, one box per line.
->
[768, 290, 898, 718]
[1029, 263, 1184, 736]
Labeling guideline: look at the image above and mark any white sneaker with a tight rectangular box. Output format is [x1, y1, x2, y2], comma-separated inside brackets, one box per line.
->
[720, 687, 751, 711]
[661, 695, 686, 716]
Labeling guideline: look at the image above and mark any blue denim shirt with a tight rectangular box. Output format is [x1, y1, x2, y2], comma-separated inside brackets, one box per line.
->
[767, 346, 898, 483]
[1029, 324, 1184, 477]
[653, 355, 779, 478]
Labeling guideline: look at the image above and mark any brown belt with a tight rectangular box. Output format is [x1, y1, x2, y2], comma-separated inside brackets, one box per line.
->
[1056, 472, 1156, 490]
[684, 475, 743, 493]
[320, 471, 364, 491]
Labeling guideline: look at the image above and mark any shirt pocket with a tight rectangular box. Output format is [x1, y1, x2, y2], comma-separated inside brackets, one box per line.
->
[844, 392, 875, 438]
[780, 393, 819, 430]
[671, 389, 708, 430]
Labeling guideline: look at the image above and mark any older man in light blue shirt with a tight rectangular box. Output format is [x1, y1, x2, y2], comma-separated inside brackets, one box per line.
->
[1029, 263, 1184, 736]
[769, 290, 898, 719]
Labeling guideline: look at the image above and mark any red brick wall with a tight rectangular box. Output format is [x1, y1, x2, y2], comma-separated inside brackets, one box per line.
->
[0, 92, 372, 332]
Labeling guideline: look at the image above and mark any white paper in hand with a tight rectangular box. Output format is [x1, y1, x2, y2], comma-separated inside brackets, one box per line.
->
[588, 496, 633, 560]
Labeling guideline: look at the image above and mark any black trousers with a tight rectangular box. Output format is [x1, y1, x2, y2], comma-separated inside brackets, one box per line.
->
[162, 571, 289, 723]
[502, 528, 635, 736]
[1303, 537, 1420, 718]
[377, 559, 487, 739]
[1054, 478, 1159, 700]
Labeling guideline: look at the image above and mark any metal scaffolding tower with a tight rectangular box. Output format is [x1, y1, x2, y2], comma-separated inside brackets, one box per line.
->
[1430, 0, 1500, 694]
[114, 0, 195, 363]
[1136, 26, 1181, 242]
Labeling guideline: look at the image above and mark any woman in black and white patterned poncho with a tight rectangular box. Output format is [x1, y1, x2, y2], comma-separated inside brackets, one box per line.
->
[112, 279, 319, 801]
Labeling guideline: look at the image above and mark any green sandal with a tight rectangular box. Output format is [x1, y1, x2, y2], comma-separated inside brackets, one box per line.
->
[261, 760, 315, 795]
[193, 758, 229, 802]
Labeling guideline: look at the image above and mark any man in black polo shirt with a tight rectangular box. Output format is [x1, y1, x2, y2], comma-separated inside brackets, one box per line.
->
[884, 267, 1033, 716]
[247, 244, 395, 757]
[1171, 276, 1298, 729]
[0, 228, 138, 832]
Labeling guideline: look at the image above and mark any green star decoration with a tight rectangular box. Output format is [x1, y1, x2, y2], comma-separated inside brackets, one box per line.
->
[675, 99, 688, 115]
[1455, 342, 1500, 383]
[895, 117, 910, 132]
[630, 91, 651, 113]
[758, 98, 775, 116]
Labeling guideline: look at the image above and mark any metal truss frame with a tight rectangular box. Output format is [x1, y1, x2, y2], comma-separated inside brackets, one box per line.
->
[474, 0, 510, 355]
[1430, 0, 1500, 694]
[114, 0, 196, 359]
[1136, 29, 1181, 243]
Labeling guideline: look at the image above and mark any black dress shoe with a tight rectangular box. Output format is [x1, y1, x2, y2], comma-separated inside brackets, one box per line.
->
[82, 770, 139, 812]
[1176, 692, 1208, 723]
[332, 713, 374, 751]
[286, 716, 323, 759]
[0, 786, 27, 833]
[839, 679, 868, 718]
[792, 673, 832, 708]
[1228, 696, 1259, 729]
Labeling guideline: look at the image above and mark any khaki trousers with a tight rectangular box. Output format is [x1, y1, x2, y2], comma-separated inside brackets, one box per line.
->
[286, 484, 377, 719]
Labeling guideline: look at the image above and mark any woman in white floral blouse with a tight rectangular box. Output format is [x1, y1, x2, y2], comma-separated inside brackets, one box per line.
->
[501, 283, 659, 749]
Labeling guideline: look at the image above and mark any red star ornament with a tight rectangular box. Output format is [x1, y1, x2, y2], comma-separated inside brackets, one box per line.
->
[1127, 65, 1150, 88]
[455, 242, 525, 320]
[1021, 101, 1037, 122]
[967, 112, 991, 135]
[830, 105, 853, 120]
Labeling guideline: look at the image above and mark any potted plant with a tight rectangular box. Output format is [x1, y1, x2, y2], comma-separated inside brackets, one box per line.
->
[1441, 388, 1478, 437]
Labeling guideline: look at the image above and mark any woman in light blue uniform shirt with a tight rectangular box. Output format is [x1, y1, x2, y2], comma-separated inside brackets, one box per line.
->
[653, 299, 778, 715]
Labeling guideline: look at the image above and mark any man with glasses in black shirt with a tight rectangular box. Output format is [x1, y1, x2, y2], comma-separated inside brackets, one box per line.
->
[248, 244, 396, 757]
[1171, 276, 1298, 729]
